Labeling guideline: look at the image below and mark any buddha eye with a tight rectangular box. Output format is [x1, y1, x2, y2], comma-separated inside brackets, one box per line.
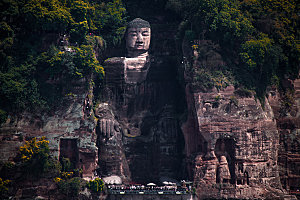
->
[142, 32, 149, 36]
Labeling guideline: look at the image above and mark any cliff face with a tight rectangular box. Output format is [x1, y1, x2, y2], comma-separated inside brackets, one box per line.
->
[180, 39, 299, 198]
[182, 84, 285, 199]
[269, 77, 300, 194]
[0, 20, 299, 200]
[96, 20, 299, 199]
[0, 77, 98, 178]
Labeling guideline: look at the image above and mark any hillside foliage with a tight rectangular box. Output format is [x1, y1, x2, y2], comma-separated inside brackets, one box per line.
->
[166, 0, 299, 99]
[0, 0, 299, 122]
[17, 136, 57, 178]
[0, 0, 127, 124]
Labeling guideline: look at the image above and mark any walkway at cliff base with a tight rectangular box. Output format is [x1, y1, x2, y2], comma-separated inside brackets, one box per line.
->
[103, 176, 194, 195]
[108, 185, 192, 195]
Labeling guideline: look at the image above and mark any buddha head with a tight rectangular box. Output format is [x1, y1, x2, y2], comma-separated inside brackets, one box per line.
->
[126, 18, 151, 58]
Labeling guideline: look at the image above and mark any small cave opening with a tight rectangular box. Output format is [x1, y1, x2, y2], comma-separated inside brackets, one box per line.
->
[215, 138, 236, 184]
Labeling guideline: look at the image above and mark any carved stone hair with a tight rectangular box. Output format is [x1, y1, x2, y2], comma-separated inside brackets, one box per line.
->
[127, 18, 150, 29]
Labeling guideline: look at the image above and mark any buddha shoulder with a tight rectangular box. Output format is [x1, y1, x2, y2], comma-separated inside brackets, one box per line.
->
[104, 57, 125, 66]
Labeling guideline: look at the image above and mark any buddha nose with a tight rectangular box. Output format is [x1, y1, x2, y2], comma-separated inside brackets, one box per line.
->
[137, 34, 143, 43]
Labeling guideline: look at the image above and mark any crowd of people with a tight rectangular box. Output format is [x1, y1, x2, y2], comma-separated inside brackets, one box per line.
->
[107, 184, 192, 195]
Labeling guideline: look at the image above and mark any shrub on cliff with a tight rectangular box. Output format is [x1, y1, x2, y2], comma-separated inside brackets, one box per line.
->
[0, 178, 11, 198]
[87, 178, 105, 193]
[58, 177, 86, 197]
[18, 137, 52, 177]
[0, 109, 6, 125]
[37, 44, 104, 79]
[192, 68, 233, 92]
[33, 43, 104, 110]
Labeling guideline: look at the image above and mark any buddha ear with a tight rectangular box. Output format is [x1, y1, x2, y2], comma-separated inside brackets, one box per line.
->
[123, 28, 128, 39]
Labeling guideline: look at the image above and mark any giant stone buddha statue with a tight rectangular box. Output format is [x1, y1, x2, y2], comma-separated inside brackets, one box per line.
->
[96, 18, 183, 184]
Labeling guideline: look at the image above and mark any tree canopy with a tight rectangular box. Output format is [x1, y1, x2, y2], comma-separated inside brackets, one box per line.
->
[0, 0, 127, 123]
[166, 0, 299, 100]
[0, 0, 299, 123]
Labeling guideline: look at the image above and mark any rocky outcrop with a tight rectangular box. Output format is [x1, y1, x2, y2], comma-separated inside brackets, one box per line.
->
[180, 36, 298, 198]
[182, 84, 288, 198]
[0, 16, 298, 200]
[0, 77, 98, 178]
[269, 76, 300, 196]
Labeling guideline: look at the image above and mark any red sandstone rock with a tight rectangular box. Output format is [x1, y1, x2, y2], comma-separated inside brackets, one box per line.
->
[269, 76, 300, 195]
[181, 81, 296, 198]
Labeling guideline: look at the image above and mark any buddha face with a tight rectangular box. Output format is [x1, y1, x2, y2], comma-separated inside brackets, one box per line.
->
[126, 27, 151, 52]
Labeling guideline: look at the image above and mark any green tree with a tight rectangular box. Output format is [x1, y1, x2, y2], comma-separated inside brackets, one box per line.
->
[166, 0, 299, 100]
[0, 178, 11, 198]
[19, 137, 51, 176]
[21, 0, 72, 33]
[58, 177, 85, 197]
[93, 0, 127, 45]
[240, 34, 282, 97]
[87, 178, 104, 193]
[0, 0, 125, 123]
[240, 0, 299, 79]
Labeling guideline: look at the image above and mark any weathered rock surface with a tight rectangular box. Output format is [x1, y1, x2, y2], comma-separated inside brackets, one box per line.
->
[269, 76, 300, 197]
[182, 84, 290, 198]
[0, 77, 98, 178]
[0, 16, 299, 200]
[98, 56, 185, 183]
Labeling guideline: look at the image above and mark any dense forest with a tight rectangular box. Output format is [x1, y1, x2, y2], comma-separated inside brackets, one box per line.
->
[0, 0, 299, 124]
[166, 0, 299, 105]
[0, 0, 127, 124]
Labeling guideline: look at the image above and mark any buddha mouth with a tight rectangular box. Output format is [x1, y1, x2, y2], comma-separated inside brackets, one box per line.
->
[136, 44, 144, 48]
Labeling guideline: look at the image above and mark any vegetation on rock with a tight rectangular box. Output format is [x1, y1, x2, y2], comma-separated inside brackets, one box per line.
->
[87, 177, 105, 193]
[1, 0, 297, 121]
[166, 0, 299, 99]
[57, 177, 86, 197]
[0, 136, 92, 198]
[0, 178, 11, 198]
[0, 0, 127, 124]
[19, 136, 52, 176]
